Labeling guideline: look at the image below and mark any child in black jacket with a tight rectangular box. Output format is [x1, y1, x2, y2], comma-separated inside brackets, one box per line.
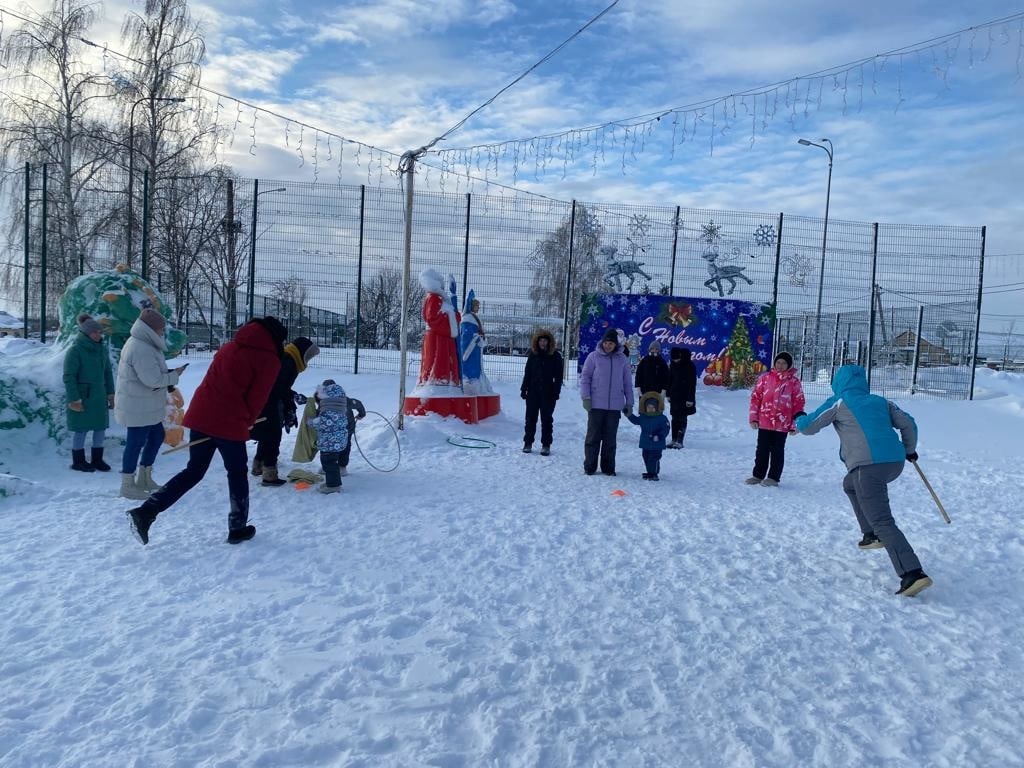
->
[667, 347, 697, 448]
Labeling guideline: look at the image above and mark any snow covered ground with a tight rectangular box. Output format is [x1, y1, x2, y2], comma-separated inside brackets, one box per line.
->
[1, 356, 1022, 767]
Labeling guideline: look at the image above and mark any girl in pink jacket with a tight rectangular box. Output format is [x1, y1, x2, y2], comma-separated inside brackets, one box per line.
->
[745, 352, 806, 487]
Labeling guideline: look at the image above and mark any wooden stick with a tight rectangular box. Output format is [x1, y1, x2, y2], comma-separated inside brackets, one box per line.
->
[911, 459, 951, 524]
[161, 417, 266, 455]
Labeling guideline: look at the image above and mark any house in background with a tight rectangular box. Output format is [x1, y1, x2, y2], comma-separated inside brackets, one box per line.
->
[0, 310, 24, 338]
[890, 330, 952, 366]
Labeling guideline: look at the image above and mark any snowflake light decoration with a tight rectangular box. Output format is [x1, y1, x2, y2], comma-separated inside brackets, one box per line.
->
[753, 224, 777, 248]
[700, 219, 722, 244]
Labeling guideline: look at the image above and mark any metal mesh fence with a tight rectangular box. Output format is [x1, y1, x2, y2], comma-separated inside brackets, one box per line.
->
[5, 163, 987, 399]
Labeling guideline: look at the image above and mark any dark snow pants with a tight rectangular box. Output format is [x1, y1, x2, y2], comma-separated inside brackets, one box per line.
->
[753, 428, 788, 481]
[145, 430, 250, 532]
[584, 409, 621, 474]
[524, 397, 556, 447]
[669, 401, 689, 445]
[843, 462, 922, 577]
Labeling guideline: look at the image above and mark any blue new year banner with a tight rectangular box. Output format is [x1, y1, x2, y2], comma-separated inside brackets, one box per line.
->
[578, 294, 776, 389]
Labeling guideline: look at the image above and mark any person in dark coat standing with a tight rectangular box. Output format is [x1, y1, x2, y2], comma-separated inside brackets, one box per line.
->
[634, 340, 669, 396]
[251, 336, 319, 486]
[666, 347, 697, 448]
[520, 329, 563, 455]
[127, 317, 286, 546]
[63, 314, 115, 472]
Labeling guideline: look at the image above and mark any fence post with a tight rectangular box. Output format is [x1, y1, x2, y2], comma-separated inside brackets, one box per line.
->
[140, 170, 151, 280]
[209, 282, 215, 347]
[23, 162, 30, 338]
[968, 225, 986, 400]
[866, 223, 879, 390]
[247, 178, 259, 321]
[354, 184, 365, 374]
[798, 314, 808, 380]
[560, 200, 577, 380]
[771, 212, 784, 311]
[40, 163, 48, 344]
[830, 313, 840, 382]
[668, 205, 680, 295]
[910, 305, 924, 393]
[462, 192, 471, 300]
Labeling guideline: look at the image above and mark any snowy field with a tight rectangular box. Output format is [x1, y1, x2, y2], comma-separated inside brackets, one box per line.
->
[1, 352, 1023, 767]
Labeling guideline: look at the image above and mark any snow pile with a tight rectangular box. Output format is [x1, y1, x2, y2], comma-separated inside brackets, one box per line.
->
[0, 360, 1022, 766]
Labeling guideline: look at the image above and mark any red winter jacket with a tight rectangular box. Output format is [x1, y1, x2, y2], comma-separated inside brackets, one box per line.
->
[749, 367, 806, 433]
[183, 322, 282, 441]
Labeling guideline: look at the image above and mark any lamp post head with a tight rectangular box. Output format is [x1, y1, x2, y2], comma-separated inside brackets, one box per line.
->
[798, 138, 813, 146]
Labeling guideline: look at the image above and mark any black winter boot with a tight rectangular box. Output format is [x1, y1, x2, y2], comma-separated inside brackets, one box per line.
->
[89, 447, 111, 472]
[895, 569, 933, 597]
[127, 505, 159, 545]
[226, 525, 256, 544]
[70, 449, 95, 472]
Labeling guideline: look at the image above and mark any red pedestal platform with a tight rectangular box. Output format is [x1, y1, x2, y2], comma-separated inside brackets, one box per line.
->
[403, 394, 501, 423]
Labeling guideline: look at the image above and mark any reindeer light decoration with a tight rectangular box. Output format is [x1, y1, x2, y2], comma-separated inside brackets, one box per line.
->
[702, 247, 754, 297]
[600, 242, 652, 293]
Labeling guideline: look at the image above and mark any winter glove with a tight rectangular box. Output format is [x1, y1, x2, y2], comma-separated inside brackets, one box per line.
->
[906, 452, 919, 462]
[622, 405, 631, 415]
[749, 422, 759, 430]
[294, 392, 308, 405]
[520, 390, 527, 400]
[283, 408, 299, 433]
[582, 398, 591, 412]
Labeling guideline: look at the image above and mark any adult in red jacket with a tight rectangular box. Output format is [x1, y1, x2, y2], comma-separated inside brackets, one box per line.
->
[127, 317, 286, 545]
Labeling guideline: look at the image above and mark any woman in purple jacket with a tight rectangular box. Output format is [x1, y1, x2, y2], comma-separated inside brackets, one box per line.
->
[579, 328, 634, 475]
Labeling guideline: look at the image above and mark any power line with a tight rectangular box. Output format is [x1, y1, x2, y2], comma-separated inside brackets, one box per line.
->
[419, 0, 619, 153]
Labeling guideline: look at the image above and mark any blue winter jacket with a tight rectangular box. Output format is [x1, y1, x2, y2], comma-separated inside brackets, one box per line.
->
[626, 392, 671, 451]
[795, 365, 917, 471]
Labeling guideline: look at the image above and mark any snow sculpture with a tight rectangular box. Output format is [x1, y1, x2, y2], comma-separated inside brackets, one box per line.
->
[57, 265, 186, 360]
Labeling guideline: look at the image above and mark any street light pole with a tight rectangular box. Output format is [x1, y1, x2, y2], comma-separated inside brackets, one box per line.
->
[126, 95, 185, 269]
[798, 137, 833, 380]
[247, 183, 287, 321]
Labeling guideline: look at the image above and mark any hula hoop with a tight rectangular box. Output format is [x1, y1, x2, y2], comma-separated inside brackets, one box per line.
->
[352, 410, 402, 473]
[446, 436, 496, 449]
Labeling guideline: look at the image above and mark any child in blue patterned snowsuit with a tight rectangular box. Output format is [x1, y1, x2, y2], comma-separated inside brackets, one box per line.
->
[310, 380, 349, 494]
[625, 391, 671, 480]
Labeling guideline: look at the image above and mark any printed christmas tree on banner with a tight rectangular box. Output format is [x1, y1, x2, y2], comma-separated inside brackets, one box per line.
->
[703, 315, 766, 389]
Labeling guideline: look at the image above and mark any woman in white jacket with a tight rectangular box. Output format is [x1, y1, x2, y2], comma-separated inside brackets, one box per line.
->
[115, 309, 186, 499]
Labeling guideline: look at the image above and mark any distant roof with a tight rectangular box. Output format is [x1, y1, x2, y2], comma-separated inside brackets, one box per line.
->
[0, 310, 22, 329]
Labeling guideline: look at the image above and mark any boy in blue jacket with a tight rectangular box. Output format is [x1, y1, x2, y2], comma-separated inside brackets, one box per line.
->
[626, 391, 671, 481]
[795, 365, 931, 597]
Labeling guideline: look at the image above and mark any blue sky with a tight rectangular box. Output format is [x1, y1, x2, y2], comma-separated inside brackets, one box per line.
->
[18, 0, 1024, 332]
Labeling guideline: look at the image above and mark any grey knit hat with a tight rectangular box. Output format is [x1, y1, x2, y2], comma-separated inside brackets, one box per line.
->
[78, 314, 103, 335]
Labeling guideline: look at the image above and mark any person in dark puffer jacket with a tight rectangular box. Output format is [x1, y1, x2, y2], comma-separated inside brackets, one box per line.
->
[520, 330, 563, 455]
[126, 316, 285, 546]
[251, 336, 320, 486]
[666, 347, 697, 448]
[796, 364, 932, 598]
[634, 340, 669, 397]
